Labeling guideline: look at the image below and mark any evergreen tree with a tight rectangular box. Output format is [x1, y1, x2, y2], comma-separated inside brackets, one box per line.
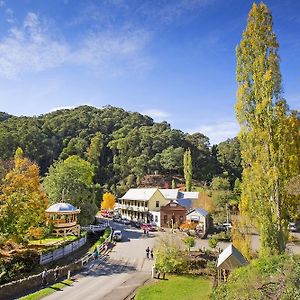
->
[183, 148, 192, 191]
[235, 3, 300, 256]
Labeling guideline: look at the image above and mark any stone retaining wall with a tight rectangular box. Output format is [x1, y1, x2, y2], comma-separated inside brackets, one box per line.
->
[0, 260, 82, 300]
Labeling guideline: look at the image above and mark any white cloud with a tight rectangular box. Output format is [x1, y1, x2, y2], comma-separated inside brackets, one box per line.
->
[0, 12, 69, 79]
[143, 109, 170, 119]
[189, 120, 240, 145]
[71, 29, 151, 74]
[5, 8, 15, 23]
[0, 10, 151, 79]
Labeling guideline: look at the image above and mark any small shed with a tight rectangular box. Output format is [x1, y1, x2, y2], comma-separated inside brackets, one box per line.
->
[216, 244, 248, 283]
[46, 203, 80, 237]
[186, 208, 209, 234]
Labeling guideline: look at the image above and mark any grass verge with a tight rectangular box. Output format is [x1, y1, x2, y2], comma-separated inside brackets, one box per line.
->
[19, 279, 74, 300]
[135, 275, 212, 300]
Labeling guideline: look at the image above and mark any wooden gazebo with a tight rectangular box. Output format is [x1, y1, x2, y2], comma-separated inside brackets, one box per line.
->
[46, 203, 80, 237]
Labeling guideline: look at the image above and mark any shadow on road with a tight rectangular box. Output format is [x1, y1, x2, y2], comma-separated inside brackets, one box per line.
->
[83, 259, 137, 277]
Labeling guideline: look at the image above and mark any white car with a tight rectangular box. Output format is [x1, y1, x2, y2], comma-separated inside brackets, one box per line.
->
[113, 230, 122, 241]
[288, 222, 298, 232]
[222, 222, 232, 230]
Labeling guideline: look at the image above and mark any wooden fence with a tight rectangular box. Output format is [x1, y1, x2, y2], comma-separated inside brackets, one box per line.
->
[39, 236, 87, 265]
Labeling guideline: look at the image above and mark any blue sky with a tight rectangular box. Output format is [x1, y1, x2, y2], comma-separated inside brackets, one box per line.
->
[0, 0, 299, 144]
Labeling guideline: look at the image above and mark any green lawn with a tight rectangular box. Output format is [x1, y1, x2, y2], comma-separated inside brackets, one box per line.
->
[29, 235, 80, 246]
[19, 279, 74, 300]
[135, 275, 212, 300]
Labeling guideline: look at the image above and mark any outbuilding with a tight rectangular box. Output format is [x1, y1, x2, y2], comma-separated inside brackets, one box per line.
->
[216, 243, 248, 283]
[186, 208, 209, 234]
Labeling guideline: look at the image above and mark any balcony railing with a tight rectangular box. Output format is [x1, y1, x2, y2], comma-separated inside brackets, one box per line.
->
[115, 203, 148, 212]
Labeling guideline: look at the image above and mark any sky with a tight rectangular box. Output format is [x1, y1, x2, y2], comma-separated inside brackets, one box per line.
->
[0, 0, 299, 145]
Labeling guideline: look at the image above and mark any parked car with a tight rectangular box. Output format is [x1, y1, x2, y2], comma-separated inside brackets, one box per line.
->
[101, 210, 113, 218]
[288, 222, 299, 232]
[122, 218, 131, 225]
[130, 221, 141, 228]
[222, 222, 232, 230]
[112, 230, 122, 241]
[113, 216, 122, 223]
[141, 223, 157, 232]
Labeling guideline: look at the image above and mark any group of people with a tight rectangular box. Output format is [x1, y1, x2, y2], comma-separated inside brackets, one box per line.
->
[41, 266, 60, 287]
[143, 229, 150, 236]
[146, 246, 154, 259]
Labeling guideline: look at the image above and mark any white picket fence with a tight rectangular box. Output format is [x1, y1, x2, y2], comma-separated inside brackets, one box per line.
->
[40, 236, 87, 265]
[81, 224, 108, 233]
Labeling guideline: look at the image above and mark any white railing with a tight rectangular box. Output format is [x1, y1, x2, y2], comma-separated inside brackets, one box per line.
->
[115, 204, 148, 212]
[81, 224, 108, 233]
[40, 236, 87, 265]
[81, 227, 113, 266]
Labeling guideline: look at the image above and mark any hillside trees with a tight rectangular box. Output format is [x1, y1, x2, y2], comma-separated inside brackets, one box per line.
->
[0, 148, 48, 243]
[0, 105, 230, 191]
[235, 3, 300, 256]
[217, 137, 242, 184]
[43, 155, 97, 225]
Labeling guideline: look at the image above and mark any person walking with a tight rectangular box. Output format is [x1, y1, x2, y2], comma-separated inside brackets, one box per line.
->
[54, 266, 59, 282]
[150, 248, 154, 260]
[146, 246, 150, 259]
[41, 268, 48, 287]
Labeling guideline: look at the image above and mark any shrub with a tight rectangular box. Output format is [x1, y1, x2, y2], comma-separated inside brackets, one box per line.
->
[208, 237, 218, 249]
[154, 235, 189, 274]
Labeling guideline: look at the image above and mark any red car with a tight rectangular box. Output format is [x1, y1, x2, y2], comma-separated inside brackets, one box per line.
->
[141, 223, 157, 232]
[100, 210, 113, 218]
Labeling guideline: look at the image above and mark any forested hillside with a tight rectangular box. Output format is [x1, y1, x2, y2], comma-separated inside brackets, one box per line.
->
[0, 105, 241, 194]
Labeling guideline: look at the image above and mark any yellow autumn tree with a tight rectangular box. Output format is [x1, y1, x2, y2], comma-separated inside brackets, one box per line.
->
[101, 192, 116, 210]
[0, 147, 48, 243]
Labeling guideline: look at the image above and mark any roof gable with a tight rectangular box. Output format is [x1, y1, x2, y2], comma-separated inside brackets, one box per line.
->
[217, 244, 248, 270]
[186, 207, 209, 217]
[159, 189, 179, 200]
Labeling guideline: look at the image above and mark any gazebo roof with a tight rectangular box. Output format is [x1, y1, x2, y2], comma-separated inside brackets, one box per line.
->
[46, 202, 80, 214]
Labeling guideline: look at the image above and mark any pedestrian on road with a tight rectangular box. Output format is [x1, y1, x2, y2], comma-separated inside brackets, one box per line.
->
[104, 242, 109, 252]
[150, 248, 154, 260]
[143, 229, 146, 235]
[146, 246, 150, 259]
[54, 266, 59, 282]
[41, 268, 48, 286]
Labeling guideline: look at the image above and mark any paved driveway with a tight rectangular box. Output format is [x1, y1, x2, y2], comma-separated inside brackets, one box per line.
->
[43, 222, 159, 300]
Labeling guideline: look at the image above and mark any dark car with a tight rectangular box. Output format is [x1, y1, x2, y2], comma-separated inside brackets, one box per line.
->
[130, 221, 141, 228]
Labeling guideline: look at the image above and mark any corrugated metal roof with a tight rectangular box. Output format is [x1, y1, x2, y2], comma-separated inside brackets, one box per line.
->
[159, 189, 179, 200]
[121, 188, 158, 201]
[186, 207, 209, 217]
[217, 244, 248, 270]
[178, 191, 199, 199]
[176, 198, 192, 210]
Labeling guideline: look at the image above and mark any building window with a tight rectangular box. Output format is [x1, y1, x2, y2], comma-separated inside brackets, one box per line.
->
[156, 201, 159, 208]
[145, 202, 148, 207]
[155, 215, 158, 223]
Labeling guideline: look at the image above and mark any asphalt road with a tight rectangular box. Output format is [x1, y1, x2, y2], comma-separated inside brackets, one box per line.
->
[43, 222, 158, 300]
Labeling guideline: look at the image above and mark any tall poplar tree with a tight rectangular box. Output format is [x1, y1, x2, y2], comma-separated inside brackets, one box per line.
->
[235, 3, 300, 256]
[183, 148, 192, 192]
